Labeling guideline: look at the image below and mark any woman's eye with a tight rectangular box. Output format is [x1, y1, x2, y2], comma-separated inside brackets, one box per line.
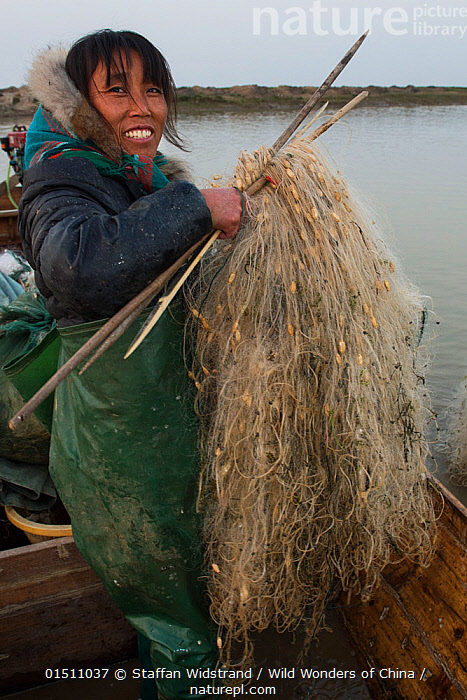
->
[109, 86, 124, 93]
[148, 87, 163, 95]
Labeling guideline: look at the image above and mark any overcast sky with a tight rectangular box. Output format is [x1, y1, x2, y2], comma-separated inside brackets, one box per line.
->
[1, 0, 466, 88]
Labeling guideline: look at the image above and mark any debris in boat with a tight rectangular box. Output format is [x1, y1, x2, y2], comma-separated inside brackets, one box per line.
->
[0, 250, 34, 290]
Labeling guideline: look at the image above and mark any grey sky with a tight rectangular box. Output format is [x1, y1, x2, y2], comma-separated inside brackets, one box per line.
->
[1, 0, 466, 88]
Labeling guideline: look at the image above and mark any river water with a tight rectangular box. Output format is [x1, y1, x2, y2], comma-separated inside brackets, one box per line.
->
[1, 104, 466, 698]
[163, 103, 467, 503]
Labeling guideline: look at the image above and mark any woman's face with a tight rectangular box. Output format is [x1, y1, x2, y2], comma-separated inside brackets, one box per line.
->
[88, 51, 167, 159]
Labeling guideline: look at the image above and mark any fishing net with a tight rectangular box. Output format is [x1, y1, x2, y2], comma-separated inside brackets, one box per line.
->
[446, 376, 467, 486]
[185, 131, 437, 665]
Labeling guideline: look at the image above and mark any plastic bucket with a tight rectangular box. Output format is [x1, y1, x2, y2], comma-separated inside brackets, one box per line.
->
[4, 505, 72, 544]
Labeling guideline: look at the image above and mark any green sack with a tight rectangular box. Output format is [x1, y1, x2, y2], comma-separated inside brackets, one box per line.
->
[0, 293, 58, 465]
[0, 368, 51, 465]
[50, 303, 218, 698]
[4, 326, 60, 435]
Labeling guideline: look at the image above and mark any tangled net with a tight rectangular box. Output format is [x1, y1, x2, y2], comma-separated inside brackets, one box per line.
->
[446, 376, 467, 486]
[186, 132, 437, 665]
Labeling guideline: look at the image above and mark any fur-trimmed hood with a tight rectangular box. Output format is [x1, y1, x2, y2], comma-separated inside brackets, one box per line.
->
[27, 45, 190, 180]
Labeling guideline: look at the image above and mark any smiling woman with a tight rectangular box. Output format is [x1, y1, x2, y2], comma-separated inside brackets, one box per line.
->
[87, 52, 168, 159]
[64, 29, 182, 154]
[17, 29, 246, 700]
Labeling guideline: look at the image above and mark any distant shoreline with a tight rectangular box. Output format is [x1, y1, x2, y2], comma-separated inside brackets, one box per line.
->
[176, 85, 467, 110]
[0, 85, 466, 119]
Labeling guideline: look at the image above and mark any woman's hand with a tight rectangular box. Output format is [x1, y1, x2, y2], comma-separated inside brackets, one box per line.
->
[200, 188, 246, 239]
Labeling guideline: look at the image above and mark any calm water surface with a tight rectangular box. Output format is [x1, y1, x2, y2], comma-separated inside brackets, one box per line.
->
[1, 105, 465, 699]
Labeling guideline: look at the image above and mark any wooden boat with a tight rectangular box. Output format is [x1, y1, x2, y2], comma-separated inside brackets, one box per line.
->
[0, 535, 137, 694]
[0, 169, 138, 693]
[1, 474, 465, 696]
[339, 475, 467, 699]
[0, 174, 21, 249]
[0, 165, 465, 695]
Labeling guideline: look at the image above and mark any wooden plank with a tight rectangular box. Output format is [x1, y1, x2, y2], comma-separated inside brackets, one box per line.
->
[0, 537, 101, 607]
[0, 186, 21, 209]
[0, 216, 20, 248]
[0, 537, 137, 694]
[0, 586, 138, 693]
[339, 476, 467, 700]
[342, 580, 465, 699]
[0, 184, 21, 248]
[429, 476, 467, 546]
[341, 586, 453, 699]
[0, 174, 20, 199]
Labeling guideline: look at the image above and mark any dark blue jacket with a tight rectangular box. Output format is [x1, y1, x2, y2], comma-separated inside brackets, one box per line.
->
[19, 157, 212, 326]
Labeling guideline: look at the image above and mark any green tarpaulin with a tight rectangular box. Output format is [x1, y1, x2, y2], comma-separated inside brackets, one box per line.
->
[50, 304, 218, 698]
[0, 291, 58, 510]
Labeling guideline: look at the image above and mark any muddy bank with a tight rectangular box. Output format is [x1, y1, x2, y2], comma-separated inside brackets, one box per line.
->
[0, 84, 466, 119]
[176, 84, 467, 110]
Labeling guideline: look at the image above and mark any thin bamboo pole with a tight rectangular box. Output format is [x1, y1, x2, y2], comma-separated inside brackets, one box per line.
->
[294, 101, 329, 138]
[307, 91, 368, 142]
[9, 32, 369, 431]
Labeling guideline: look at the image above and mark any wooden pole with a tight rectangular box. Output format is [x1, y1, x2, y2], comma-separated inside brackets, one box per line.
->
[9, 32, 369, 431]
[272, 33, 368, 152]
[247, 30, 368, 196]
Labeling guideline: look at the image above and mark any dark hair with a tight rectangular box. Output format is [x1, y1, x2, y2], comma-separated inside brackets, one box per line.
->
[65, 29, 185, 150]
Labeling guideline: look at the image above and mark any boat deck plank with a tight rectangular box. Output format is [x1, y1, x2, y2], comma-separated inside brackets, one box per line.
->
[339, 478, 467, 700]
[0, 537, 137, 694]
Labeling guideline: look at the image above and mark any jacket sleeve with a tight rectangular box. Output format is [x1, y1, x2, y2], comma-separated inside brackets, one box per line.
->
[19, 158, 213, 320]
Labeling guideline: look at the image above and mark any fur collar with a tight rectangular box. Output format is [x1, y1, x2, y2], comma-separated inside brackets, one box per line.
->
[28, 46, 80, 131]
[27, 46, 190, 180]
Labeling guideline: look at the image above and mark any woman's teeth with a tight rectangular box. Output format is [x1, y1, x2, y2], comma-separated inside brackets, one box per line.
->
[124, 129, 152, 139]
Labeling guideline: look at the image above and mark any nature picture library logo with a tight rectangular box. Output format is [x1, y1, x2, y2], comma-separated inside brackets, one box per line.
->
[252, 2, 467, 38]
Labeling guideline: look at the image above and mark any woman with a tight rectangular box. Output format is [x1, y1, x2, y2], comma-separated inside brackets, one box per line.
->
[19, 30, 245, 699]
